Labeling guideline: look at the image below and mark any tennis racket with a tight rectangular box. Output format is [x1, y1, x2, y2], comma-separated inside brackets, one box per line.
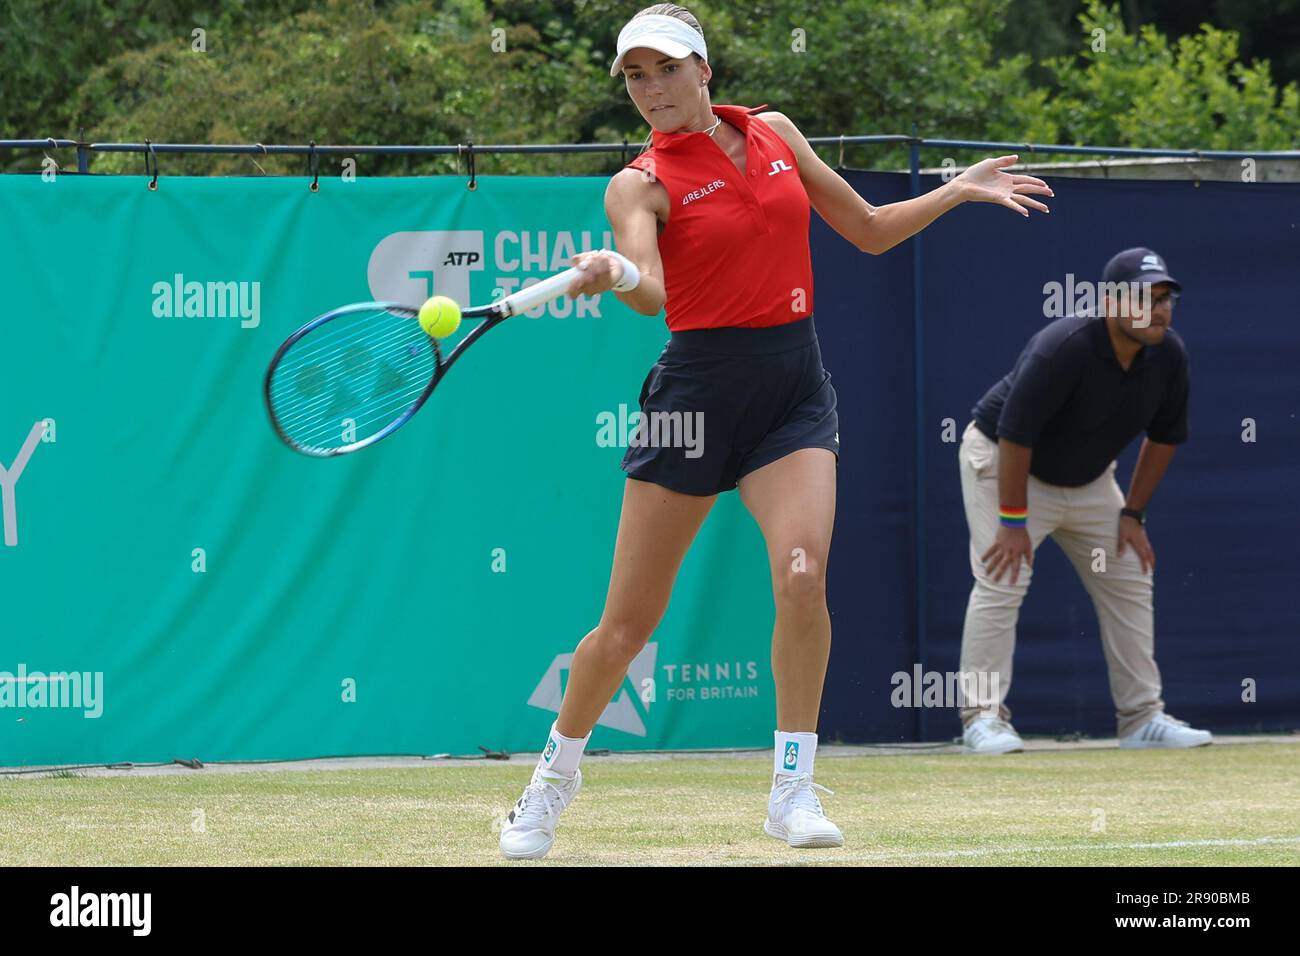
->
[263, 266, 586, 457]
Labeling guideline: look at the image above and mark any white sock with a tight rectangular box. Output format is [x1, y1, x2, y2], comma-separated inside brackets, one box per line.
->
[774, 730, 817, 777]
[537, 721, 590, 778]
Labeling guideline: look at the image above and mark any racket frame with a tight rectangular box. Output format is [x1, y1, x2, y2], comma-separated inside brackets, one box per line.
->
[263, 265, 585, 457]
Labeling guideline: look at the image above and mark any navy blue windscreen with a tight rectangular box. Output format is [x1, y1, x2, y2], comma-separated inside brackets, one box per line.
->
[813, 172, 1300, 741]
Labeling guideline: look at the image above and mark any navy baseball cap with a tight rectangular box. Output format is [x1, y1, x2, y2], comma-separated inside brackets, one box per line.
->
[1102, 247, 1182, 292]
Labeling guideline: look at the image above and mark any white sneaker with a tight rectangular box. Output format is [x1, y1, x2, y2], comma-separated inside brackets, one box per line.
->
[1120, 712, 1212, 749]
[498, 767, 582, 860]
[764, 772, 844, 848]
[962, 717, 1024, 754]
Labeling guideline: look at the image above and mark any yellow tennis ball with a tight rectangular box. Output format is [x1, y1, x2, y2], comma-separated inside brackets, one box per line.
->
[418, 295, 461, 338]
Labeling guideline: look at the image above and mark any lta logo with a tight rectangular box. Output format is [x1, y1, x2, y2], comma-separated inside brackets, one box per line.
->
[529, 644, 657, 736]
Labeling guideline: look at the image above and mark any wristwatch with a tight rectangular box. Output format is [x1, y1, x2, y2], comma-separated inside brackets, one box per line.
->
[1121, 507, 1146, 525]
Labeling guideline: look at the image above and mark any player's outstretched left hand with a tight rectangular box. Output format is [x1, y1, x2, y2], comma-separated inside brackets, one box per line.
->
[954, 155, 1053, 218]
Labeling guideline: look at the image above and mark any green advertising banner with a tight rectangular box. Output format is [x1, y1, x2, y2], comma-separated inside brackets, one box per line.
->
[0, 174, 776, 766]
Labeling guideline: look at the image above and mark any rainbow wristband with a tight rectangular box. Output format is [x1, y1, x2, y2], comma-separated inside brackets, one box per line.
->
[999, 506, 1028, 528]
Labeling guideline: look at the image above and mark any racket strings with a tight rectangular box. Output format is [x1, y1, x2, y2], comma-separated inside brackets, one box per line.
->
[271, 322, 430, 429]
[269, 306, 438, 451]
[274, 352, 433, 441]
[295, 380, 437, 448]
[289, 365, 435, 447]
[273, 320, 399, 376]
[270, 307, 419, 395]
[272, 331, 426, 434]
[277, 366, 433, 450]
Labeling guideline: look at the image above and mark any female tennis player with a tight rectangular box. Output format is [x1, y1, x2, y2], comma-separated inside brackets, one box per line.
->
[499, 3, 1052, 859]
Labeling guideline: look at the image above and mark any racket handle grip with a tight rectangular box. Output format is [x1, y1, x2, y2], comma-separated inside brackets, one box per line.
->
[497, 267, 584, 317]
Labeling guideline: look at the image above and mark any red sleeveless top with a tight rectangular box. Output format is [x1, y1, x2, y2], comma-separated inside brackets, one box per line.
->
[623, 104, 815, 331]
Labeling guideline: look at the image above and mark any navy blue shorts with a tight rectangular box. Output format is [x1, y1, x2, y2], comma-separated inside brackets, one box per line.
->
[620, 315, 839, 497]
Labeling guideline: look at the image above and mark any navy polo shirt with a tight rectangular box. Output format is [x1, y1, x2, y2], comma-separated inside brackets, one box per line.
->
[971, 314, 1189, 487]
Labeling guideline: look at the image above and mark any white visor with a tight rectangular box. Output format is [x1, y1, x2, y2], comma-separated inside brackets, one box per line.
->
[609, 14, 708, 78]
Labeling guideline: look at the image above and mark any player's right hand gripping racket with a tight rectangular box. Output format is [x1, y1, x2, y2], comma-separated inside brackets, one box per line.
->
[263, 266, 586, 457]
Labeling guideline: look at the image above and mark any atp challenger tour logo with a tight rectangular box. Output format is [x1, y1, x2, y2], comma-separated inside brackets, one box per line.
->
[151, 274, 261, 328]
[368, 229, 618, 319]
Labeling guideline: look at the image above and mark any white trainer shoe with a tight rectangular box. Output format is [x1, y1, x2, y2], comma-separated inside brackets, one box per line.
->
[764, 771, 844, 848]
[1120, 712, 1212, 749]
[499, 767, 582, 860]
[962, 717, 1024, 754]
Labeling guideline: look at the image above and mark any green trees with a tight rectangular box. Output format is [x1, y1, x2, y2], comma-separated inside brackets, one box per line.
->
[1019, 0, 1300, 150]
[2, 0, 1295, 176]
[43, 0, 617, 176]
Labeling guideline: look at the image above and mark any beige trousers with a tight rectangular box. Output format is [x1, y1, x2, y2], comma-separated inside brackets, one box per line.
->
[957, 420, 1165, 737]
